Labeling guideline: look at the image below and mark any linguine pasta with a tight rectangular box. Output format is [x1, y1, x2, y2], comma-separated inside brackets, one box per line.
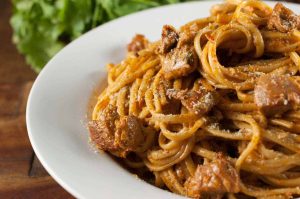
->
[89, 0, 300, 198]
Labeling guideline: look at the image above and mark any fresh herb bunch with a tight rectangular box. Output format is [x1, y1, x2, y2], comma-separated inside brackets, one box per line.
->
[11, 0, 188, 73]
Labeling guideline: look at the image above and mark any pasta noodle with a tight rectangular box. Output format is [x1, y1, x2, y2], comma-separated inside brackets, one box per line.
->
[89, 0, 300, 198]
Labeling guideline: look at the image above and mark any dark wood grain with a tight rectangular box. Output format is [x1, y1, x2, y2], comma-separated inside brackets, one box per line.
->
[29, 155, 49, 177]
[0, 82, 73, 198]
[0, 0, 73, 198]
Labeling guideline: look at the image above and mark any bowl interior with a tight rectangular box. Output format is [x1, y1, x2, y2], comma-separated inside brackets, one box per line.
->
[26, 1, 299, 198]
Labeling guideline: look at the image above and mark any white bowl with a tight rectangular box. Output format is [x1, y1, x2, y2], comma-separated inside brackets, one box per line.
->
[26, 1, 299, 198]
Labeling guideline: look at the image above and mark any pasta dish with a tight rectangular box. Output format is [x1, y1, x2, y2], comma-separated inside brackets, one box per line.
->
[88, 0, 300, 198]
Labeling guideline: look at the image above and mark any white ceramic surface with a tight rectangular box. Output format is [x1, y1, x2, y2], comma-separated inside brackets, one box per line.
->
[26, 1, 299, 198]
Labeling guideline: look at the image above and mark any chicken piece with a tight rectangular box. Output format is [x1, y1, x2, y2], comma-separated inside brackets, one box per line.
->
[127, 34, 149, 54]
[254, 74, 300, 116]
[161, 25, 179, 54]
[161, 45, 198, 80]
[88, 105, 144, 157]
[114, 116, 144, 154]
[185, 155, 240, 198]
[167, 87, 219, 115]
[158, 25, 199, 80]
[88, 105, 119, 151]
[267, 3, 300, 33]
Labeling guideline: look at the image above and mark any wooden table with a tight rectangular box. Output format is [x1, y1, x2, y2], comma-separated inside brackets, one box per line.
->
[0, 1, 73, 198]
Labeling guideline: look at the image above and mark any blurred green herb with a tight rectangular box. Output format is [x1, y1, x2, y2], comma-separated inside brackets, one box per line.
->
[10, 0, 189, 73]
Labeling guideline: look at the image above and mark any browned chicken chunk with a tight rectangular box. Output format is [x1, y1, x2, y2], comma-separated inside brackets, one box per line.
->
[88, 105, 144, 157]
[167, 87, 219, 115]
[161, 25, 179, 54]
[254, 74, 300, 116]
[159, 25, 198, 80]
[267, 3, 300, 33]
[161, 45, 198, 80]
[88, 105, 119, 151]
[127, 34, 149, 54]
[185, 155, 240, 198]
[114, 116, 144, 154]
